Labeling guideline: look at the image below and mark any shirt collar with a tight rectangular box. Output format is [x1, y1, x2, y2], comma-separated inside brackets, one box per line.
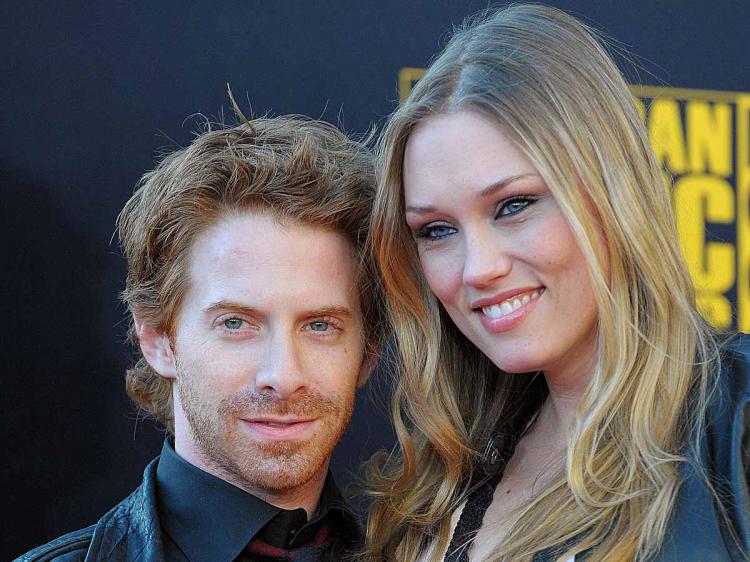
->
[155, 440, 359, 562]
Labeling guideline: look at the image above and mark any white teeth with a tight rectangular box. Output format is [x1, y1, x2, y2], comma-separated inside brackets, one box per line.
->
[481, 289, 543, 319]
[483, 304, 503, 319]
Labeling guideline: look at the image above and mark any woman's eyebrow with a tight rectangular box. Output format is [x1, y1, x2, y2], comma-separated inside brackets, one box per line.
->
[406, 173, 542, 215]
[405, 204, 437, 215]
[477, 173, 540, 199]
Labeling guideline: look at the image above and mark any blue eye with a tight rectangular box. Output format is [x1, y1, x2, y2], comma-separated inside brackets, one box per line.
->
[415, 223, 457, 241]
[309, 320, 331, 332]
[496, 197, 535, 218]
[224, 318, 245, 330]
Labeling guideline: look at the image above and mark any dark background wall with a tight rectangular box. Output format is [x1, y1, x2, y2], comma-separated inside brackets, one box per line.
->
[2, 1, 749, 558]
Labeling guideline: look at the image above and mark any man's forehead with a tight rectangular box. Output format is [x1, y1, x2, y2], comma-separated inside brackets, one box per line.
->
[184, 211, 360, 305]
[191, 211, 345, 257]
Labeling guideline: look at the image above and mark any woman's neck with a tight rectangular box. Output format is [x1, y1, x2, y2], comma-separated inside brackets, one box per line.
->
[538, 353, 595, 441]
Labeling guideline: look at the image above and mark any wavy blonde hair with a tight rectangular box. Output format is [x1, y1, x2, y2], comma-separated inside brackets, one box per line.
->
[365, 5, 722, 561]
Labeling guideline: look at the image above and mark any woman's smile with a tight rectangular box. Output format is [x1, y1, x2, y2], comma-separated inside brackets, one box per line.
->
[473, 287, 545, 332]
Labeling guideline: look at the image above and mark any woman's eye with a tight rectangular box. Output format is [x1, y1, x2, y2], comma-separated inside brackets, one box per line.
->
[223, 318, 246, 330]
[497, 197, 535, 218]
[415, 223, 457, 241]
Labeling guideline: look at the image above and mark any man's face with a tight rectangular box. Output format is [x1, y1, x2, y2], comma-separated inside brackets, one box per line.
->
[169, 212, 367, 495]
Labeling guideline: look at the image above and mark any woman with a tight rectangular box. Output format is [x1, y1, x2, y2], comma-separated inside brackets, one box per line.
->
[365, 4, 749, 561]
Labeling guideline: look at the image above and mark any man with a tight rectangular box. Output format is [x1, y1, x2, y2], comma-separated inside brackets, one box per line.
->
[18, 117, 382, 561]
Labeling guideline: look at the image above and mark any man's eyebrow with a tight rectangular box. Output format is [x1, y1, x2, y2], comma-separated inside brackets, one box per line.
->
[307, 306, 353, 318]
[204, 300, 262, 316]
[405, 173, 540, 215]
[204, 301, 353, 318]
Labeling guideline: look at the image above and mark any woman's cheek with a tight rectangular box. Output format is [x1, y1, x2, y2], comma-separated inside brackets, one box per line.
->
[420, 252, 462, 304]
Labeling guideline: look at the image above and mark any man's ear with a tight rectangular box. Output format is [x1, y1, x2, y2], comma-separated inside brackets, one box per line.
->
[134, 317, 177, 379]
[356, 345, 379, 388]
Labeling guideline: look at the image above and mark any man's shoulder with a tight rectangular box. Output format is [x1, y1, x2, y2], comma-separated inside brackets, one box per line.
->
[13, 525, 95, 562]
[13, 458, 162, 562]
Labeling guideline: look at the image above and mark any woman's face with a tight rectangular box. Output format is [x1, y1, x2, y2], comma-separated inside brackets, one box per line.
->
[403, 110, 600, 382]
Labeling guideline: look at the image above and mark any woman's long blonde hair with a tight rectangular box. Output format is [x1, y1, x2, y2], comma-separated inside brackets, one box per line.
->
[365, 5, 721, 561]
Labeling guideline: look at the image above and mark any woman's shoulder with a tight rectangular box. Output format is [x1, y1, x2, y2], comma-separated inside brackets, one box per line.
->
[701, 332, 750, 465]
[721, 332, 750, 375]
[721, 331, 750, 374]
[714, 332, 750, 415]
[700, 331, 750, 557]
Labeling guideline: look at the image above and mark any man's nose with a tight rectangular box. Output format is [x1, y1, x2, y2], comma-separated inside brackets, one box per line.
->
[254, 330, 307, 399]
[462, 230, 512, 288]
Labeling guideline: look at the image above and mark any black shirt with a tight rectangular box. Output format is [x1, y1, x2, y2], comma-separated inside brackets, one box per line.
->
[155, 440, 361, 562]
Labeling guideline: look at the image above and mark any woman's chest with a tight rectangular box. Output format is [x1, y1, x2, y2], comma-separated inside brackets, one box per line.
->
[470, 457, 562, 560]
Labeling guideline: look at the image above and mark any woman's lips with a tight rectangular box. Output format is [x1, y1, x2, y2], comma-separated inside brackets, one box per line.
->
[475, 288, 544, 333]
[240, 418, 317, 440]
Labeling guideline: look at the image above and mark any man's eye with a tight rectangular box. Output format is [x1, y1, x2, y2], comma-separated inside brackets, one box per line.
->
[307, 318, 343, 334]
[497, 197, 535, 218]
[223, 318, 246, 330]
[309, 320, 331, 332]
[415, 223, 457, 241]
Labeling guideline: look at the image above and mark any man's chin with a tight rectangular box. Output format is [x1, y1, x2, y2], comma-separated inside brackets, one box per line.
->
[195, 438, 328, 492]
[231, 448, 328, 493]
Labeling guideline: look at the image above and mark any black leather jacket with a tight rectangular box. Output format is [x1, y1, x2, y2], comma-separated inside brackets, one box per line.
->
[651, 335, 750, 561]
[15, 459, 165, 561]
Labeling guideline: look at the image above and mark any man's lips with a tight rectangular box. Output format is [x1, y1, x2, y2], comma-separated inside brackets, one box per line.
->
[244, 417, 314, 426]
[239, 417, 317, 440]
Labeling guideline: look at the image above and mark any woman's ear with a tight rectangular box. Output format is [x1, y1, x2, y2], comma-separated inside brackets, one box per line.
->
[134, 317, 177, 379]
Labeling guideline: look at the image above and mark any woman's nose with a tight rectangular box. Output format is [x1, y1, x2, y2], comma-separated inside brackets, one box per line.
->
[462, 232, 512, 288]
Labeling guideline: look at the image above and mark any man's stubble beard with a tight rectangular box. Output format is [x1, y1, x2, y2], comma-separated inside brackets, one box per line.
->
[176, 365, 355, 494]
